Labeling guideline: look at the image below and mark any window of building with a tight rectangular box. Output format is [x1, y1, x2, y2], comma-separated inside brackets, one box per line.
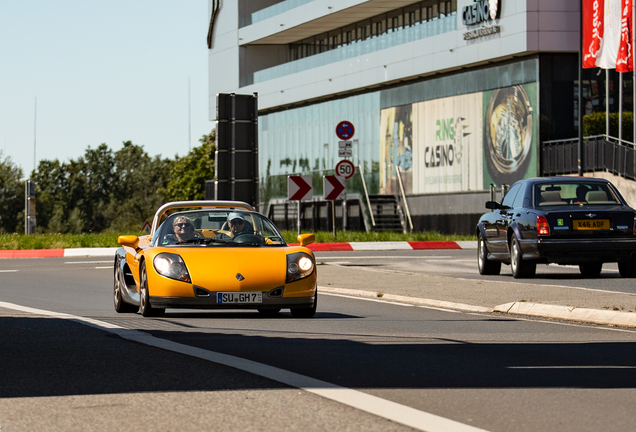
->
[287, 1, 456, 62]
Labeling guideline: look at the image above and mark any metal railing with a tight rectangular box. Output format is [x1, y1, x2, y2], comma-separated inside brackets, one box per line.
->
[395, 167, 413, 232]
[541, 135, 636, 180]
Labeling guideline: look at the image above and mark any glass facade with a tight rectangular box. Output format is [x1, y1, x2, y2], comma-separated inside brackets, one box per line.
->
[259, 58, 542, 203]
[253, 11, 456, 84]
[259, 92, 381, 203]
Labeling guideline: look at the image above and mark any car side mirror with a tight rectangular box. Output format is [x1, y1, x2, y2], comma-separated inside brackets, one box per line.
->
[485, 201, 501, 210]
[118, 235, 139, 249]
[297, 233, 315, 247]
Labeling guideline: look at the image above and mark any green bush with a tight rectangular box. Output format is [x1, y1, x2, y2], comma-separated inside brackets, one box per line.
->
[583, 111, 634, 141]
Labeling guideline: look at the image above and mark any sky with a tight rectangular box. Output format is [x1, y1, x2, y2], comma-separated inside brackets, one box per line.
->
[0, 0, 211, 177]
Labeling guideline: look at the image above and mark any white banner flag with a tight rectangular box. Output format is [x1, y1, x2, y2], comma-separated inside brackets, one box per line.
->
[596, 0, 623, 68]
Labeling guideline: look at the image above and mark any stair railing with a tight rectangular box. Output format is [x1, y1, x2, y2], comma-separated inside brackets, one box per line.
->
[396, 167, 414, 232]
[358, 164, 376, 228]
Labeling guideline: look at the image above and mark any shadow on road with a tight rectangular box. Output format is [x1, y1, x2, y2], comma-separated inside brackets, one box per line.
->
[2, 315, 636, 399]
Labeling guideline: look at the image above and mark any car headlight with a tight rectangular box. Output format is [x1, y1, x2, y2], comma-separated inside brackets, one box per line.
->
[286, 252, 314, 283]
[153, 253, 191, 283]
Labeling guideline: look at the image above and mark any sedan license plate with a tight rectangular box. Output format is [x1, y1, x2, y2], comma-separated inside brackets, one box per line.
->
[573, 219, 610, 230]
[217, 292, 262, 304]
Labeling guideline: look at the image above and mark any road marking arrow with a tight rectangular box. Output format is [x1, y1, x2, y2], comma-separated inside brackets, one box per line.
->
[288, 175, 312, 201]
[324, 175, 346, 200]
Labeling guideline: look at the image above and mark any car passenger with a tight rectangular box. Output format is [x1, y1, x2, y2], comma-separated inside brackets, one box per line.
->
[165, 216, 202, 244]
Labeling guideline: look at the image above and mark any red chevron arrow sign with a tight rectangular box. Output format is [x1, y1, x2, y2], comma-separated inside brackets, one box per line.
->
[288, 175, 312, 201]
[323, 175, 346, 200]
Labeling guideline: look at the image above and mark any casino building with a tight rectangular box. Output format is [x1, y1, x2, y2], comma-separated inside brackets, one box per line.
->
[207, 1, 633, 233]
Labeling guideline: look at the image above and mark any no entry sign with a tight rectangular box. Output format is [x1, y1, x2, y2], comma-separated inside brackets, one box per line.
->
[336, 121, 355, 140]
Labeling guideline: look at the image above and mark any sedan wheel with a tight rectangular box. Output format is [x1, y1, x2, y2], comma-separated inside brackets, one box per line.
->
[477, 232, 501, 275]
[114, 259, 137, 313]
[139, 261, 165, 317]
[510, 235, 536, 279]
[618, 260, 636, 278]
[579, 263, 602, 278]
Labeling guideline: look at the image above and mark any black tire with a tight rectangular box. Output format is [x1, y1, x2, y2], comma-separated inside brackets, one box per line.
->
[477, 232, 501, 275]
[618, 260, 636, 278]
[579, 263, 602, 278]
[510, 235, 536, 279]
[139, 261, 165, 317]
[114, 259, 137, 313]
[290, 291, 317, 318]
[258, 308, 281, 317]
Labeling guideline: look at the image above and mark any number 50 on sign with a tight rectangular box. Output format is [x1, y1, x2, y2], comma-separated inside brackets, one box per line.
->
[335, 159, 355, 180]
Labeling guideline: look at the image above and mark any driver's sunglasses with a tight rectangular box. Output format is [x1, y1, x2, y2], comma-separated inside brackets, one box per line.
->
[175, 223, 192, 228]
[231, 219, 244, 225]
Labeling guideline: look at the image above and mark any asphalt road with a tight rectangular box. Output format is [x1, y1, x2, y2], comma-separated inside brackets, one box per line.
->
[1, 255, 636, 432]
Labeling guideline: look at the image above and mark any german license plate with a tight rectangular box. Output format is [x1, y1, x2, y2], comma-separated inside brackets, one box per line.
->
[217, 292, 262, 304]
[573, 219, 610, 230]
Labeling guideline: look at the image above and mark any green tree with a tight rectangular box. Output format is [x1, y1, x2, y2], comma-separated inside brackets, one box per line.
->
[163, 130, 215, 201]
[0, 152, 24, 233]
[108, 141, 173, 231]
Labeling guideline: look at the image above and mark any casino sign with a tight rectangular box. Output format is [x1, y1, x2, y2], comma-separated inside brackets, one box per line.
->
[462, 0, 501, 41]
[462, 0, 500, 26]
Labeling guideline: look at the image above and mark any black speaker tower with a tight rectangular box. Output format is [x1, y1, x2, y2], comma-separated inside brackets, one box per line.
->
[212, 93, 258, 208]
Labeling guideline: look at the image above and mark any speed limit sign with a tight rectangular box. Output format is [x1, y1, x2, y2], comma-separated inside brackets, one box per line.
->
[335, 159, 355, 180]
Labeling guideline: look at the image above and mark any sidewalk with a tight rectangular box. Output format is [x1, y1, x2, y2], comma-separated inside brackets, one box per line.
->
[316, 261, 636, 329]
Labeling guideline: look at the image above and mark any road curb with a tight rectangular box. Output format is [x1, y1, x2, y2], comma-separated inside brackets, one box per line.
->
[494, 301, 636, 328]
[319, 286, 636, 329]
[0, 242, 478, 259]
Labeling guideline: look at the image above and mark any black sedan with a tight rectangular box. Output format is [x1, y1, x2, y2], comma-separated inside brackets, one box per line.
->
[477, 177, 636, 278]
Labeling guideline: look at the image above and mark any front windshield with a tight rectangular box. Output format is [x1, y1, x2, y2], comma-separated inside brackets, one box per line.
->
[158, 210, 286, 247]
[534, 181, 621, 207]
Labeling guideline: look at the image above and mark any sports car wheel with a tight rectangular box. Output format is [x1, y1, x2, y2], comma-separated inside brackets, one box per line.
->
[114, 260, 137, 313]
[139, 261, 165, 317]
[510, 235, 536, 279]
[579, 263, 602, 278]
[290, 291, 317, 318]
[618, 260, 636, 278]
[258, 308, 281, 317]
[477, 232, 501, 275]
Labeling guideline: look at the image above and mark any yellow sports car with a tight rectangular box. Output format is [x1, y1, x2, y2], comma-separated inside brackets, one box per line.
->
[113, 201, 317, 318]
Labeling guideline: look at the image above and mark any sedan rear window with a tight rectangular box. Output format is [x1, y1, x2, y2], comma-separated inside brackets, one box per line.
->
[534, 182, 620, 206]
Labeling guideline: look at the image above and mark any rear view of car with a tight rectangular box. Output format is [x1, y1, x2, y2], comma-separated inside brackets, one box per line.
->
[477, 177, 636, 278]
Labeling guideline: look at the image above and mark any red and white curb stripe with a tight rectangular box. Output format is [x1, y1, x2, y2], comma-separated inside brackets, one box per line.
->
[0, 242, 477, 259]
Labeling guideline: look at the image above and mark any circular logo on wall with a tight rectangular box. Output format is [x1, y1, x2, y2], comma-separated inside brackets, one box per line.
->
[489, 0, 499, 20]
[484, 85, 533, 185]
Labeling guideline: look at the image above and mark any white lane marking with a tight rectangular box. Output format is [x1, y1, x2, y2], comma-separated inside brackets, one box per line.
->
[452, 275, 636, 297]
[318, 256, 453, 259]
[95, 267, 111, 269]
[321, 291, 464, 314]
[0, 270, 18, 273]
[65, 261, 112, 264]
[508, 366, 636, 369]
[321, 292, 414, 307]
[322, 292, 463, 314]
[0, 300, 489, 432]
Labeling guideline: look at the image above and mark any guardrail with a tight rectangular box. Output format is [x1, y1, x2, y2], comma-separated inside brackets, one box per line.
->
[541, 135, 636, 180]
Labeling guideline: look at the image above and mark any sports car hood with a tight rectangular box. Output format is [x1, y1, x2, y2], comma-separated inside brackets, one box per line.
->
[170, 246, 293, 291]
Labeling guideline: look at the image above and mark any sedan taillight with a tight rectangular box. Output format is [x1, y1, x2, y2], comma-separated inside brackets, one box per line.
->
[537, 216, 550, 236]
